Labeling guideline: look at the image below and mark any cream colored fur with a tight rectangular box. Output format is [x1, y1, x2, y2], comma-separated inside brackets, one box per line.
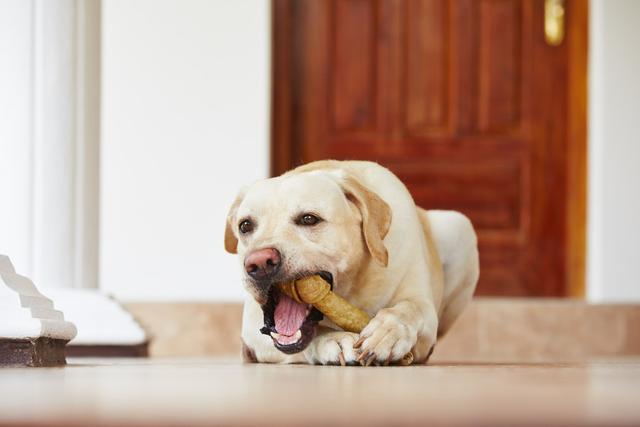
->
[225, 160, 479, 365]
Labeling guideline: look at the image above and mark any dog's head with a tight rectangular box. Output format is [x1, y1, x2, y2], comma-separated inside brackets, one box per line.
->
[224, 166, 391, 354]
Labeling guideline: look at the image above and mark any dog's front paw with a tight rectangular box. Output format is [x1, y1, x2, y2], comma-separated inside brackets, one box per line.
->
[354, 308, 418, 366]
[306, 331, 360, 366]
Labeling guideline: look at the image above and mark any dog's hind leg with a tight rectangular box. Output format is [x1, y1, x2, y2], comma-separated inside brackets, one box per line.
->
[418, 209, 479, 337]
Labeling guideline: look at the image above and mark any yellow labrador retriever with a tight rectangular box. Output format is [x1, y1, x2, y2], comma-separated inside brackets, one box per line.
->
[225, 160, 479, 365]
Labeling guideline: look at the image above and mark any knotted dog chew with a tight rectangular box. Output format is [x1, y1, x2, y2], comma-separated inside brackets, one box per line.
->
[277, 276, 369, 333]
[277, 275, 414, 365]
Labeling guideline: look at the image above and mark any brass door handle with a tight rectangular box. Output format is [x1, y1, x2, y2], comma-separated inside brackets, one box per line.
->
[545, 0, 565, 46]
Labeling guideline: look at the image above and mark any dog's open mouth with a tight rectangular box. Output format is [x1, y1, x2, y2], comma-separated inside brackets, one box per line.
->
[259, 271, 332, 354]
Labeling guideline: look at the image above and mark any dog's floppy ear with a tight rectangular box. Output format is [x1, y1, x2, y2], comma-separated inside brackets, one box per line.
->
[224, 189, 246, 254]
[341, 175, 392, 267]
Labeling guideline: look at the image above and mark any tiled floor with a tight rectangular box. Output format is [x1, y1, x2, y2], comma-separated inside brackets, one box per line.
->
[1, 358, 639, 426]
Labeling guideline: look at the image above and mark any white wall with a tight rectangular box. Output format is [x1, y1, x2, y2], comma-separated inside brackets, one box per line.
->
[587, 0, 640, 301]
[100, 0, 270, 301]
[0, 1, 33, 276]
[0, 0, 100, 290]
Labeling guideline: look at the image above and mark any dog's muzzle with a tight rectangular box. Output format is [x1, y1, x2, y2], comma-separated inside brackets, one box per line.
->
[259, 271, 333, 354]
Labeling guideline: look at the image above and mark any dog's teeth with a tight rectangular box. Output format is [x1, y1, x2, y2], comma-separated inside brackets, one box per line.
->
[294, 330, 302, 340]
[270, 332, 281, 339]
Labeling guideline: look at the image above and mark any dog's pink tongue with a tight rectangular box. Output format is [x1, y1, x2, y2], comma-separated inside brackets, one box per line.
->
[274, 293, 307, 336]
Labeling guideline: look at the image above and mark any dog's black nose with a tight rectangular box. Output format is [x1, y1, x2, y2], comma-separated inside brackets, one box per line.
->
[244, 248, 281, 280]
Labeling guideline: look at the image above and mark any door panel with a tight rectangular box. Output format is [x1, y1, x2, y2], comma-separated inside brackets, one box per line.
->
[405, 0, 450, 134]
[477, 0, 522, 131]
[272, 0, 587, 296]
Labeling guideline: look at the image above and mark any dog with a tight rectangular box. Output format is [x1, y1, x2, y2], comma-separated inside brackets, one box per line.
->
[225, 160, 479, 365]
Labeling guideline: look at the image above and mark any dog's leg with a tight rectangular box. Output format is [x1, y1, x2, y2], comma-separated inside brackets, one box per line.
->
[303, 327, 360, 366]
[423, 210, 479, 337]
[354, 297, 439, 365]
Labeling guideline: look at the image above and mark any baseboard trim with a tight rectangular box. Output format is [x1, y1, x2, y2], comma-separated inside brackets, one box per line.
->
[125, 302, 242, 358]
[124, 299, 640, 363]
[66, 343, 149, 358]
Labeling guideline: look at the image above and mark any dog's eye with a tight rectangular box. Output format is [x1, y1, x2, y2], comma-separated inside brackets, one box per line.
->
[239, 219, 254, 234]
[297, 213, 321, 226]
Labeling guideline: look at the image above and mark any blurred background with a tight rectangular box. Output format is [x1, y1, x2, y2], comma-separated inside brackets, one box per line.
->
[0, 0, 638, 323]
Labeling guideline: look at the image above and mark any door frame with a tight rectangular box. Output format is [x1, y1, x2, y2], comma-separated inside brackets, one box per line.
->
[270, 0, 588, 297]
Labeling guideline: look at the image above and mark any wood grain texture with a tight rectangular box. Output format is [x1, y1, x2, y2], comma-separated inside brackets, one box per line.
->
[271, 0, 588, 297]
[477, 0, 521, 132]
[270, 0, 295, 175]
[2, 357, 640, 427]
[405, 0, 450, 134]
[565, 0, 588, 297]
[332, 0, 377, 132]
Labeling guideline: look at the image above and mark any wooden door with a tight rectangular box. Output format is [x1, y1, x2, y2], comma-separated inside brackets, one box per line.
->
[272, 0, 587, 297]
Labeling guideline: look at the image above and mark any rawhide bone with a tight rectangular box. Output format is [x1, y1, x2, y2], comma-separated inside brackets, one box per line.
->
[277, 275, 414, 365]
